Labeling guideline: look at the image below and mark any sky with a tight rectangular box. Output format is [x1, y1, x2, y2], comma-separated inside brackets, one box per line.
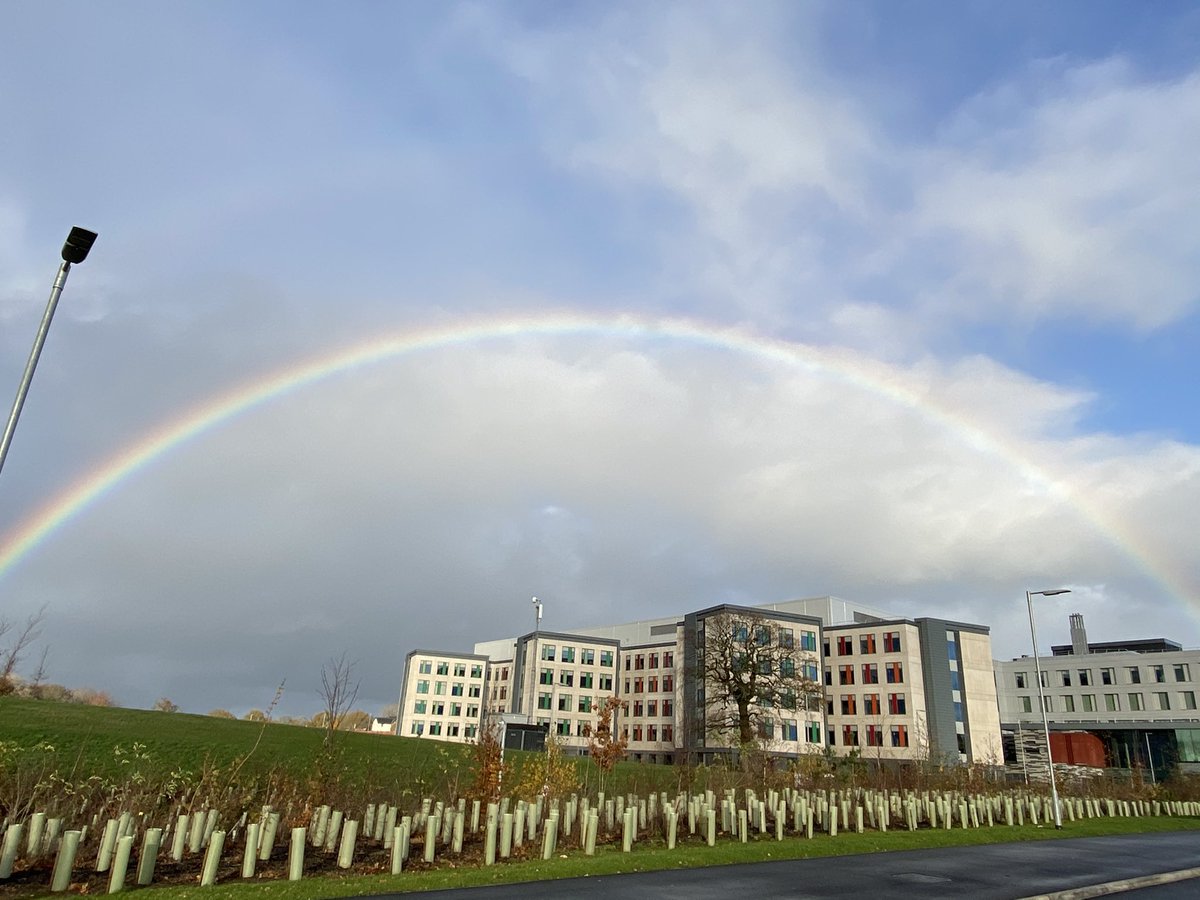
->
[1, 0, 1198, 719]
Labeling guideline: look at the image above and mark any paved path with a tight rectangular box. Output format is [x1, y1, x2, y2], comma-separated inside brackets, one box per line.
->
[371, 832, 1200, 900]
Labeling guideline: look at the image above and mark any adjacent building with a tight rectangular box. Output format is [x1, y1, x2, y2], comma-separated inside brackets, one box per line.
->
[993, 613, 1200, 776]
[395, 649, 490, 743]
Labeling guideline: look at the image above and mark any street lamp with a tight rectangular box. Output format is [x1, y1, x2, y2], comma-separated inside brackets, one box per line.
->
[0, 226, 99, 478]
[1026, 587, 1071, 829]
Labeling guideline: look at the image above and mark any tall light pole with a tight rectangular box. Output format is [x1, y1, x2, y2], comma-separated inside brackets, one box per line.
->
[532, 596, 542, 634]
[1026, 587, 1070, 829]
[0, 227, 99, 479]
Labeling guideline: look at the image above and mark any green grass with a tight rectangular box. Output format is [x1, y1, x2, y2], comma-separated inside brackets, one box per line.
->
[105, 816, 1200, 899]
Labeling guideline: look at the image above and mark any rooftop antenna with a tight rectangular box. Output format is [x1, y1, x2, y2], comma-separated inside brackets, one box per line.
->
[532, 596, 543, 634]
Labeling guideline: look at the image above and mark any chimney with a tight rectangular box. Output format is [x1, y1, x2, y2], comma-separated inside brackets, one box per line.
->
[1069, 613, 1088, 656]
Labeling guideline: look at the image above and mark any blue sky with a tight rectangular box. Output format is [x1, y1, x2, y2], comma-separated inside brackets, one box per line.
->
[1, 1, 1198, 716]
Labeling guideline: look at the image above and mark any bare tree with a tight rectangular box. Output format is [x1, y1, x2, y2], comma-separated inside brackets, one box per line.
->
[318, 652, 360, 748]
[0, 606, 46, 694]
[696, 608, 822, 749]
[153, 697, 180, 713]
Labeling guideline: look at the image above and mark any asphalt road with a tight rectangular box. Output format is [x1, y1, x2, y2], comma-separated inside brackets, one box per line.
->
[371, 832, 1200, 900]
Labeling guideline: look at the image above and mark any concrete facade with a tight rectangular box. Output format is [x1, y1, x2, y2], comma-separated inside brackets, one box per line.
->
[397, 649, 490, 743]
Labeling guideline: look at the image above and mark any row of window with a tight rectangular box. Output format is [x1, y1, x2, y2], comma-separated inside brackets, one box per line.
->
[416, 660, 485, 679]
[828, 662, 905, 686]
[537, 692, 602, 713]
[826, 631, 904, 657]
[539, 669, 615, 691]
[414, 680, 483, 697]
[412, 700, 481, 718]
[624, 651, 675, 671]
[622, 674, 675, 694]
[828, 692, 908, 716]
[409, 721, 479, 739]
[623, 723, 677, 743]
[627, 698, 675, 718]
[1019, 690, 1198, 714]
[539, 645, 615, 666]
[1014, 663, 1193, 690]
[831, 723, 909, 747]
[729, 624, 820, 653]
[756, 719, 823, 743]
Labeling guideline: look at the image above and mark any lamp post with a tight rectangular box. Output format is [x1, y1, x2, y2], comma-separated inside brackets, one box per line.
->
[0, 227, 98, 479]
[532, 596, 542, 634]
[1026, 587, 1070, 829]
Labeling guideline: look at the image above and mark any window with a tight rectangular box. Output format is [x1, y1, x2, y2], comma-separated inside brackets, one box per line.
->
[837, 636, 854, 656]
[634, 654, 645, 670]
[781, 658, 795, 678]
[647, 699, 658, 716]
[556, 721, 571, 736]
[467, 705, 479, 717]
[1082, 694, 1097, 712]
[884, 632, 901, 653]
[891, 724, 908, 747]
[1155, 692, 1171, 711]
[464, 725, 478, 739]
[454, 663, 466, 677]
[451, 683, 464, 696]
[436, 662, 449, 676]
[577, 696, 592, 713]
[783, 719, 799, 742]
[1101, 668, 1115, 686]
[450, 703, 462, 716]
[780, 690, 796, 710]
[1128, 693, 1144, 711]
[824, 668, 832, 686]
[1175, 664, 1191, 682]
[1015, 672, 1027, 689]
[1104, 694, 1119, 712]
[559, 670, 574, 687]
[806, 721, 822, 743]
[632, 725, 643, 742]
[647, 725, 658, 742]
[1059, 670, 1072, 687]
[801, 630, 817, 652]
[1127, 667, 1141, 685]
[946, 638, 958, 662]
[840, 695, 857, 715]
[435, 682, 447, 695]
[950, 671, 961, 691]
[411, 722, 424, 736]
[499, 686, 507, 700]
[541, 644, 556, 661]
[663, 673, 674, 691]
[648, 676, 659, 692]
[757, 658, 772, 676]
[663, 724, 674, 742]
[582, 648, 595, 665]
[579, 672, 594, 689]
[860, 633, 877, 654]
[1152, 665, 1165, 683]
[416, 680, 430, 694]
[537, 693, 552, 710]
[662, 698, 673, 716]
[1079, 670, 1092, 686]
[755, 625, 771, 646]
[733, 624, 749, 642]
[663, 651, 674, 667]
[885, 662, 904, 684]
[648, 652, 659, 668]
[429, 723, 442, 736]
[561, 646, 576, 663]
[1182, 691, 1197, 710]
[558, 694, 571, 712]
[632, 700, 644, 717]
[862, 663, 879, 684]
[758, 720, 774, 740]
[839, 665, 855, 685]
[779, 628, 795, 649]
[413, 700, 427, 714]
[866, 724, 883, 746]
[864, 693, 881, 715]
[600, 650, 614, 667]
[841, 725, 859, 746]
[468, 683, 481, 698]
[634, 677, 644, 693]
[471, 664, 484, 678]
[1062, 695, 1075, 712]
[1020, 696, 1032, 713]
[888, 693, 906, 715]
[577, 721, 590, 737]
[418, 660, 432, 674]
[599, 674, 613, 691]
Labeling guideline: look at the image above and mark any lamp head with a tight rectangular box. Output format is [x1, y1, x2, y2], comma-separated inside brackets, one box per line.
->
[61, 227, 98, 264]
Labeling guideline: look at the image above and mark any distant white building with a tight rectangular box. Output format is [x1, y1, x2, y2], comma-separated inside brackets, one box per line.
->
[395, 649, 489, 744]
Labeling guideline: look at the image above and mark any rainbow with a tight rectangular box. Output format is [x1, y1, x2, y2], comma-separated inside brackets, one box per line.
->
[0, 311, 1193, 612]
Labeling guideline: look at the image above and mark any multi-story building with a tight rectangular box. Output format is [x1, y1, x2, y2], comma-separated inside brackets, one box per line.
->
[397, 595, 1001, 768]
[395, 649, 489, 744]
[994, 613, 1200, 776]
